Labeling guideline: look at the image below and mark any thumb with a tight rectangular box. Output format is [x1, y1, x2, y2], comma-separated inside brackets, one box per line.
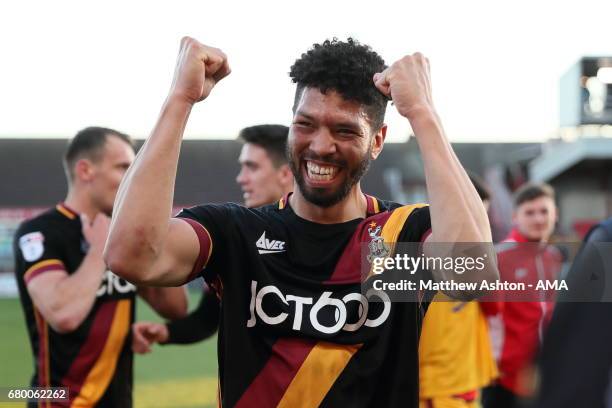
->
[373, 72, 391, 97]
[80, 214, 91, 236]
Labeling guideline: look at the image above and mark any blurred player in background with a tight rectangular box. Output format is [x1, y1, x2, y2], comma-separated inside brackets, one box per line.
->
[236, 125, 293, 208]
[13, 127, 188, 408]
[482, 183, 562, 408]
[105, 37, 496, 407]
[419, 173, 499, 408]
[132, 124, 292, 352]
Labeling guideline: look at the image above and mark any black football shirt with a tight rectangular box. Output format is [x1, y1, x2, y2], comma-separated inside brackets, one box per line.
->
[177, 194, 432, 408]
[14, 204, 136, 408]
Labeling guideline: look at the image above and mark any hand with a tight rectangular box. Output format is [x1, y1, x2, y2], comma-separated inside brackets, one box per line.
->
[132, 321, 169, 354]
[81, 213, 110, 253]
[169, 36, 231, 105]
[373, 53, 434, 120]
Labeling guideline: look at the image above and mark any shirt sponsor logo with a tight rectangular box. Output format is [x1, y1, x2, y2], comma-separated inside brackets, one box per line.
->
[256, 231, 286, 254]
[97, 270, 136, 297]
[19, 232, 45, 262]
[246, 280, 391, 334]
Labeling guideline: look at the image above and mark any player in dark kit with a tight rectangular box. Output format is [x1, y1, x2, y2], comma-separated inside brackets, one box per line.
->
[14, 127, 188, 407]
[106, 37, 497, 407]
[131, 124, 292, 351]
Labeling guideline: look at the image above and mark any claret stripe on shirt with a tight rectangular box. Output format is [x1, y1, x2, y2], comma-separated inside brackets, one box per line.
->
[56, 203, 78, 220]
[24, 259, 67, 284]
[33, 308, 50, 408]
[181, 217, 214, 283]
[234, 338, 317, 408]
[63, 299, 131, 406]
[235, 202, 423, 407]
[230, 199, 429, 407]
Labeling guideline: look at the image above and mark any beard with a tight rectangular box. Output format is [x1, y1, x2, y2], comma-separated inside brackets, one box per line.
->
[287, 145, 372, 208]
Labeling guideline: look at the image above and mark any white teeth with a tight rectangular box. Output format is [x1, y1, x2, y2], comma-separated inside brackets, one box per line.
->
[306, 161, 338, 180]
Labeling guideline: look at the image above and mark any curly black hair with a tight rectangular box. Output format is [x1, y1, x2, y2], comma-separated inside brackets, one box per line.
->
[289, 38, 388, 130]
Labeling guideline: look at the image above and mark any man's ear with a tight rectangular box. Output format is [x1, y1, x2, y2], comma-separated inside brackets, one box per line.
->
[278, 164, 293, 187]
[370, 124, 387, 160]
[74, 159, 94, 182]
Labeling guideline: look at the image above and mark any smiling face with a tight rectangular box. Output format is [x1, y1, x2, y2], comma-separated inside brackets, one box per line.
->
[287, 87, 385, 207]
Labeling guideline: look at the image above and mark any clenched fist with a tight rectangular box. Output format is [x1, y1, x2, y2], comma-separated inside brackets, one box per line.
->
[169, 37, 231, 105]
[373, 53, 433, 120]
[132, 321, 169, 354]
[81, 213, 110, 254]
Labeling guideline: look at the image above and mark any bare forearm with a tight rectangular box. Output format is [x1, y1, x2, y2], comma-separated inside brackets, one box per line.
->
[107, 38, 231, 285]
[410, 109, 497, 296]
[48, 253, 106, 330]
[410, 109, 491, 243]
[374, 53, 497, 298]
[139, 286, 188, 319]
[107, 96, 192, 278]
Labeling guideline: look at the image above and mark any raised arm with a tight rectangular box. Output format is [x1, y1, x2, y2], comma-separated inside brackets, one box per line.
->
[374, 54, 498, 296]
[104, 37, 231, 286]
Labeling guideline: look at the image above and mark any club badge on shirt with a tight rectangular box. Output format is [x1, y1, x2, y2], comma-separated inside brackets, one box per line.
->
[367, 222, 389, 263]
[19, 232, 45, 262]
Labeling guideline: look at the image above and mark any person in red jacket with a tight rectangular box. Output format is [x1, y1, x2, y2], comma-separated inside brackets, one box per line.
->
[482, 183, 563, 408]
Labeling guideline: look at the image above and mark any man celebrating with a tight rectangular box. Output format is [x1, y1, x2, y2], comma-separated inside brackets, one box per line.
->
[106, 37, 496, 407]
[132, 124, 292, 351]
[14, 127, 187, 407]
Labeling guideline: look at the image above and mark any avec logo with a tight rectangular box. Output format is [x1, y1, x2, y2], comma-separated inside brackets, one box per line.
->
[256, 231, 286, 254]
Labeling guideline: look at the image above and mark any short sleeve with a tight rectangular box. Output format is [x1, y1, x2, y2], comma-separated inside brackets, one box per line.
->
[175, 203, 237, 283]
[14, 222, 67, 285]
[398, 206, 431, 243]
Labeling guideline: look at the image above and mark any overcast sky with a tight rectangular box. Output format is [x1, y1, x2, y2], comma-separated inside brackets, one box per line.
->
[1, 0, 610, 142]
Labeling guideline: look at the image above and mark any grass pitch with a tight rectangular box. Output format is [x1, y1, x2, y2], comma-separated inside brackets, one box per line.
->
[0, 291, 218, 408]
